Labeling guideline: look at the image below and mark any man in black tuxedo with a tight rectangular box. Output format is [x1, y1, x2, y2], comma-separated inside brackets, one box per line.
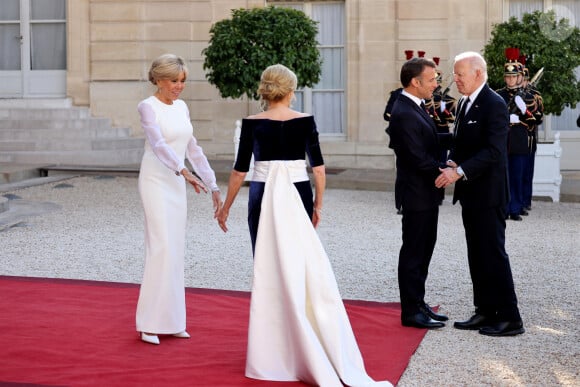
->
[435, 52, 524, 336]
[388, 57, 450, 329]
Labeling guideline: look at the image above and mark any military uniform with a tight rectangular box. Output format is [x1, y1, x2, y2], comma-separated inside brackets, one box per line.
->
[384, 50, 415, 126]
[496, 48, 537, 220]
[425, 57, 457, 163]
[425, 86, 456, 133]
[383, 87, 402, 124]
[521, 64, 544, 210]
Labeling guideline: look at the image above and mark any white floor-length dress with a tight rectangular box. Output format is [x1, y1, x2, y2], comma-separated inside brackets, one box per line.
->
[246, 160, 392, 387]
[135, 96, 217, 334]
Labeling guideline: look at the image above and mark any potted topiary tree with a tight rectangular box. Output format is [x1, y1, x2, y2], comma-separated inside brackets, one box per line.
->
[202, 6, 322, 100]
[202, 6, 322, 178]
[482, 10, 580, 202]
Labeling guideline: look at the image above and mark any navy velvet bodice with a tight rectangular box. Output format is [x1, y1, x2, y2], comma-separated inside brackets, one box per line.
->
[234, 116, 324, 172]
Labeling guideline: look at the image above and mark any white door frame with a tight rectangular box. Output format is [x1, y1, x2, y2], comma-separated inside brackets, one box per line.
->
[0, 0, 66, 98]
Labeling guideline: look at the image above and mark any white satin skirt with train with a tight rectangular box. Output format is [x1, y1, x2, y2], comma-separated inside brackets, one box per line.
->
[245, 160, 391, 387]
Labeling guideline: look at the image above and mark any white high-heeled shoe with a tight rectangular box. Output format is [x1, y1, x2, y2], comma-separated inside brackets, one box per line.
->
[141, 332, 160, 345]
[173, 331, 190, 339]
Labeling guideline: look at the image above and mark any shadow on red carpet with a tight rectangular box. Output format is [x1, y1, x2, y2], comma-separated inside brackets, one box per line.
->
[0, 276, 428, 386]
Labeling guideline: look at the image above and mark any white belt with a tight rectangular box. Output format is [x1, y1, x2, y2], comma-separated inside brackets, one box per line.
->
[252, 160, 309, 183]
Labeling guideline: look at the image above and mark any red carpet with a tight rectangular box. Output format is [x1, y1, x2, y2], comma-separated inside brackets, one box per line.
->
[0, 276, 427, 386]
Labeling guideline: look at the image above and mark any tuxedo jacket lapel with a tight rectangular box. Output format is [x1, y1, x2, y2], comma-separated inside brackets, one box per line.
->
[413, 100, 438, 134]
[454, 97, 468, 137]
[396, 94, 439, 138]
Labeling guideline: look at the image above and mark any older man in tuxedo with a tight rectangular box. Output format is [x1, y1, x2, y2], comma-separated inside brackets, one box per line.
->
[388, 57, 450, 329]
[435, 52, 524, 336]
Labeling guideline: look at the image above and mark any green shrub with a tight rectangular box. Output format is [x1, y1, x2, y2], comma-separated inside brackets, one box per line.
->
[202, 6, 322, 100]
[483, 10, 580, 115]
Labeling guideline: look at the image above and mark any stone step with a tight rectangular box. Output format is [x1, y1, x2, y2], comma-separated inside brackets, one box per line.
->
[0, 98, 72, 109]
[3, 149, 144, 166]
[0, 196, 8, 214]
[0, 138, 144, 152]
[0, 107, 91, 120]
[0, 127, 132, 140]
[0, 163, 46, 184]
[91, 138, 145, 151]
[0, 141, 36, 151]
[0, 99, 143, 166]
[0, 117, 113, 130]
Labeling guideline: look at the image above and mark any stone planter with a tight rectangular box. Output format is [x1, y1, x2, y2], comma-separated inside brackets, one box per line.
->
[533, 131, 562, 202]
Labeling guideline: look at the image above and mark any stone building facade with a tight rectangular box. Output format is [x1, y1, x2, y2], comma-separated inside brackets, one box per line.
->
[4, 0, 579, 169]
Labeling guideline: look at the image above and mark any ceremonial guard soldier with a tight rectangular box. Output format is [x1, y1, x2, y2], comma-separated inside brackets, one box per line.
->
[496, 48, 537, 221]
[423, 56, 456, 133]
[425, 56, 457, 164]
[520, 55, 544, 211]
[383, 87, 403, 124]
[383, 50, 413, 123]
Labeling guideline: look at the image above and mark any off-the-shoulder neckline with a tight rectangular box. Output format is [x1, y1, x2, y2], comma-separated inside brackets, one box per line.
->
[243, 115, 313, 123]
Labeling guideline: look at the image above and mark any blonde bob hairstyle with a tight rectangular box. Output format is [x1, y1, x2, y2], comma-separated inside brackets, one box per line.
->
[148, 54, 188, 85]
[257, 64, 297, 108]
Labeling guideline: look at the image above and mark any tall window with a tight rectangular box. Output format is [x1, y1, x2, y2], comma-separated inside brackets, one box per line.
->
[270, 2, 346, 137]
[30, 0, 66, 70]
[509, 0, 580, 134]
[0, 0, 21, 70]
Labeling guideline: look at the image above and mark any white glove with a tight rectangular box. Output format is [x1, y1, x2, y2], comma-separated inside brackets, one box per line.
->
[510, 114, 520, 124]
[514, 95, 526, 114]
[440, 101, 446, 112]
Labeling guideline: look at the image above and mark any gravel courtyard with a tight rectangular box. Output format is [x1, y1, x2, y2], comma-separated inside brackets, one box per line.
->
[1, 175, 578, 386]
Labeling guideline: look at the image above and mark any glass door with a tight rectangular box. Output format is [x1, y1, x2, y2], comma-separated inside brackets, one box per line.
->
[0, 0, 22, 96]
[0, 0, 66, 98]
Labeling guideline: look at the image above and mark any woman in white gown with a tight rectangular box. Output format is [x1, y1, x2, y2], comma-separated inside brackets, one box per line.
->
[136, 54, 221, 345]
[217, 64, 391, 386]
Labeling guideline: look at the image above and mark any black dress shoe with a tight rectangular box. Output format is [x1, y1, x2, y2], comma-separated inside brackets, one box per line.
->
[419, 303, 449, 321]
[524, 205, 532, 211]
[509, 214, 523, 221]
[454, 314, 493, 330]
[520, 209, 529, 216]
[479, 320, 525, 336]
[402, 312, 445, 329]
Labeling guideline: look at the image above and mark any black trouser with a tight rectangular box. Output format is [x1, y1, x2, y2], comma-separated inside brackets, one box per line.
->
[398, 207, 438, 316]
[461, 206, 521, 321]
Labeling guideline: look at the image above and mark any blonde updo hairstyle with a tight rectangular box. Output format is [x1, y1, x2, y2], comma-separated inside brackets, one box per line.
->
[257, 64, 297, 109]
[148, 54, 188, 85]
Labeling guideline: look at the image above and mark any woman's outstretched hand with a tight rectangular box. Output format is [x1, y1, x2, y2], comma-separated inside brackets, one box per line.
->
[182, 170, 208, 194]
[312, 208, 322, 228]
[211, 191, 222, 218]
[217, 207, 229, 232]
